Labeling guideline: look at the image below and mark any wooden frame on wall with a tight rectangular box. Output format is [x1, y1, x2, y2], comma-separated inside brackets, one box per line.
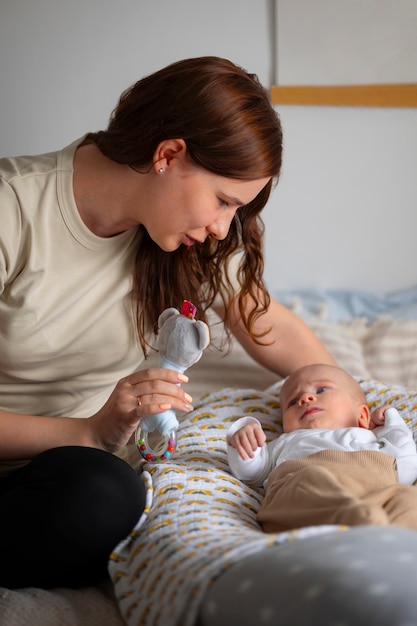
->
[270, 83, 417, 108]
[271, 0, 417, 108]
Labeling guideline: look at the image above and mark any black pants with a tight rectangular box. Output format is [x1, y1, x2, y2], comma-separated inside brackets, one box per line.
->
[0, 446, 146, 589]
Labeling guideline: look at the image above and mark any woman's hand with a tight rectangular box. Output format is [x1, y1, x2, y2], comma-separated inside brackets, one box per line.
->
[87, 367, 194, 453]
[228, 422, 266, 460]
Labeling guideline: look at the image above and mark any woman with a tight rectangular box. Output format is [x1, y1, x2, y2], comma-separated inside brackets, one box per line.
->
[0, 56, 334, 589]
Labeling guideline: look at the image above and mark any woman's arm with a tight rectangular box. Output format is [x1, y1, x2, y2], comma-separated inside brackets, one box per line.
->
[0, 367, 194, 460]
[217, 295, 336, 378]
[0, 410, 94, 459]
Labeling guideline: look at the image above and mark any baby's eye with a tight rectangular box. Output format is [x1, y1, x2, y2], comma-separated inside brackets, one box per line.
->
[316, 387, 327, 394]
[288, 397, 298, 407]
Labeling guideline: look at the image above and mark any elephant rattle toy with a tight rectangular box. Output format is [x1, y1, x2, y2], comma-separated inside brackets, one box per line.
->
[136, 300, 210, 462]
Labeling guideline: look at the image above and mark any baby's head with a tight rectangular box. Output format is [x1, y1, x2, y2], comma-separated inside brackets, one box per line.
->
[280, 364, 370, 433]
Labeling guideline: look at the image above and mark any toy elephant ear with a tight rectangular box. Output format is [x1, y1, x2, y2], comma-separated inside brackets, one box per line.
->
[158, 308, 179, 329]
[194, 320, 210, 351]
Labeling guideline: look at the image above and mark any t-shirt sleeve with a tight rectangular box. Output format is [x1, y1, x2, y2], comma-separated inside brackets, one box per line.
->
[0, 176, 22, 293]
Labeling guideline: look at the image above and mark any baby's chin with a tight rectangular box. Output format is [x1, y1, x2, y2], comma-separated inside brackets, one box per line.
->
[299, 415, 326, 428]
[303, 421, 324, 429]
[298, 417, 334, 430]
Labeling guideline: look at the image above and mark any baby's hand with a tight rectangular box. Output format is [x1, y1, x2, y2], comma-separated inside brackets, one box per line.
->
[369, 404, 391, 429]
[228, 423, 266, 460]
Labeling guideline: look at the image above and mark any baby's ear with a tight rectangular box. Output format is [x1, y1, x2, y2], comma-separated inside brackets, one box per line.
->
[358, 404, 371, 429]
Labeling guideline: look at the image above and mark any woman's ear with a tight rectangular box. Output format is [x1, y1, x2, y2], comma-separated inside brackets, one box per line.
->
[358, 404, 371, 429]
[152, 139, 187, 173]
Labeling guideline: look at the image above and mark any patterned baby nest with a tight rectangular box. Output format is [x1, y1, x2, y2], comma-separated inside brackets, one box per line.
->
[109, 378, 417, 626]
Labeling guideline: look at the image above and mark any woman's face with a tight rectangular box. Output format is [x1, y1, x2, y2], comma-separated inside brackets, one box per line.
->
[143, 156, 270, 252]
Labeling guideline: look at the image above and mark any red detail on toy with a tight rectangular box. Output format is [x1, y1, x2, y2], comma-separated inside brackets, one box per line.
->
[180, 300, 197, 319]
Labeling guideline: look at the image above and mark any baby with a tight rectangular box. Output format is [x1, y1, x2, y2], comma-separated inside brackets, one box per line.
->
[227, 363, 417, 532]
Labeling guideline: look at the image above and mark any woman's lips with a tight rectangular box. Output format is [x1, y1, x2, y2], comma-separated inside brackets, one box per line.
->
[182, 235, 198, 246]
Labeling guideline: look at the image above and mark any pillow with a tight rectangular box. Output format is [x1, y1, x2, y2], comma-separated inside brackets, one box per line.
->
[307, 317, 370, 378]
[272, 285, 417, 323]
[363, 318, 417, 387]
[109, 377, 417, 626]
[308, 317, 417, 387]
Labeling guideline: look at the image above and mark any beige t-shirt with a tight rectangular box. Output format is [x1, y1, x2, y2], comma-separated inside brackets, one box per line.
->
[0, 137, 147, 473]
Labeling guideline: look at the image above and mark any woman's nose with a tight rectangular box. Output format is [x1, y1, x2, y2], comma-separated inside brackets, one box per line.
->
[207, 216, 234, 241]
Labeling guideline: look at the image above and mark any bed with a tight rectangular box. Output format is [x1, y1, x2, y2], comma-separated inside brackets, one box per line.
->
[1, 286, 417, 625]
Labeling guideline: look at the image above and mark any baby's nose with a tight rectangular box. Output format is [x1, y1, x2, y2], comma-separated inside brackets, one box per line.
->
[298, 392, 315, 405]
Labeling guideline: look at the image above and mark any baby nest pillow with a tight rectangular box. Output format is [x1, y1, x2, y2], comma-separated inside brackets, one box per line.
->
[109, 377, 417, 626]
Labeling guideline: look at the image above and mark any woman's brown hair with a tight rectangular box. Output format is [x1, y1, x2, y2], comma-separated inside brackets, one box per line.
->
[89, 56, 283, 354]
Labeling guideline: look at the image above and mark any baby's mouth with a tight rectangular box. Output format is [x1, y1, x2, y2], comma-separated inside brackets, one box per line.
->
[300, 407, 321, 420]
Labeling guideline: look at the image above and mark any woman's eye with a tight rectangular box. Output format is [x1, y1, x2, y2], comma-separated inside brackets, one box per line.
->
[218, 198, 230, 207]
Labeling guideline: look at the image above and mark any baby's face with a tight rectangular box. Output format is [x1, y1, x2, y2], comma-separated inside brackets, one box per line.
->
[280, 364, 369, 433]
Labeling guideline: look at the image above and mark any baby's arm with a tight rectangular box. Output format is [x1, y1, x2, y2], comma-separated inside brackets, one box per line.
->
[226, 417, 271, 486]
[374, 407, 417, 484]
[228, 421, 266, 460]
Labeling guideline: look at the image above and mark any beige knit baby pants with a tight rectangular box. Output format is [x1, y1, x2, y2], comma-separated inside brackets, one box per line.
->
[257, 449, 417, 533]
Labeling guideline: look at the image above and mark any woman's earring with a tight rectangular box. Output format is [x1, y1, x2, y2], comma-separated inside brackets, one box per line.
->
[159, 167, 166, 174]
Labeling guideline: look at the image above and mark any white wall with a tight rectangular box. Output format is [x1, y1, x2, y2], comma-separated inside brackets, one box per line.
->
[1, 0, 416, 293]
[277, 0, 417, 85]
[0, 0, 272, 155]
[263, 0, 417, 293]
[264, 104, 417, 292]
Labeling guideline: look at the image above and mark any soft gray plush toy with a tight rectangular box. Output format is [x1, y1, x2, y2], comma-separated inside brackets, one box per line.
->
[139, 301, 210, 437]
